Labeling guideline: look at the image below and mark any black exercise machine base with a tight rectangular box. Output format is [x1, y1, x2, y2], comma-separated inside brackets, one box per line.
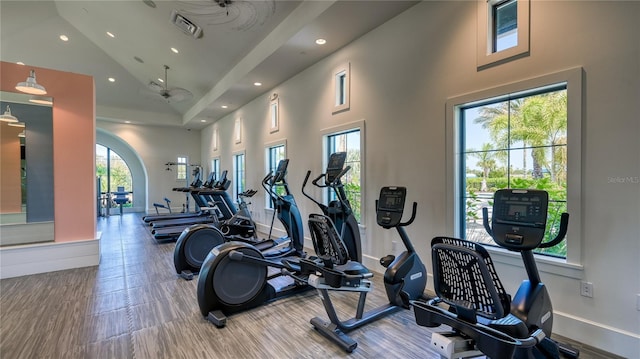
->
[207, 310, 227, 328]
[310, 317, 357, 353]
[180, 270, 195, 281]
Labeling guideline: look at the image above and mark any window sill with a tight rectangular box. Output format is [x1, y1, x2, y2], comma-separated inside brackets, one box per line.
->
[485, 246, 583, 280]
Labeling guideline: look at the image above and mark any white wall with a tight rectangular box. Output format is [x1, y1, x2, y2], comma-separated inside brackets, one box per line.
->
[201, 1, 640, 356]
[97, 121, 202, 212]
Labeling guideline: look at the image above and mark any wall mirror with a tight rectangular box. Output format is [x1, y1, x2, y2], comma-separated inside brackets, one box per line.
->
[0, 91, 54, 246]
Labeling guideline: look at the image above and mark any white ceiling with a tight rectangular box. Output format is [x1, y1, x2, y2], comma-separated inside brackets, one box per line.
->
[1, 0, 417, 129]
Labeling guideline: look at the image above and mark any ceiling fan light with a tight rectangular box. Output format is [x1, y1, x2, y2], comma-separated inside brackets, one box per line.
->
[0, 105, 19, 123]
[15, 70, 47, 95]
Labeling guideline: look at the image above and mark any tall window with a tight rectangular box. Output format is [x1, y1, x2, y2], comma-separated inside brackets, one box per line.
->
[458, 84, 572, 258]
[265, 143, 286, 208]
[96, 144, 133, 208]
[326, 128, 362, 222]
[233, 153, 245, 201]
[176, 156, 187, 181]
[211, 157, 220, 182]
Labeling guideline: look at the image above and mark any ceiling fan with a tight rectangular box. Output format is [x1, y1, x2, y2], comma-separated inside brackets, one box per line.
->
[147, 65, 193, 103]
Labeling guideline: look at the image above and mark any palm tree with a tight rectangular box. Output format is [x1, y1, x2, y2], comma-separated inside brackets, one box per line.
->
[471, 143, 499, 191]
[474, 90, 567, 184]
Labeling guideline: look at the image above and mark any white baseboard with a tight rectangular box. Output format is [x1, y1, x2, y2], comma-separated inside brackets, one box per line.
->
[0, 234, 101, 279]
[554, 311, 639, 358]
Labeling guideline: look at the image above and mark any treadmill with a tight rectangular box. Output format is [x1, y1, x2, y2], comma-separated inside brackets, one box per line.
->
[142, 170, 211, 223]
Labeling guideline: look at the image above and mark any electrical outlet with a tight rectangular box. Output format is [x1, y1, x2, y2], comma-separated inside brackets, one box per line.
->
[580, 281, 593, 298]
[391, 240, 397, 253]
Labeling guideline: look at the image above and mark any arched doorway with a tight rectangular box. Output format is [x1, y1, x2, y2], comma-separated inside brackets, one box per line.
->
[96, 128, 147, 213]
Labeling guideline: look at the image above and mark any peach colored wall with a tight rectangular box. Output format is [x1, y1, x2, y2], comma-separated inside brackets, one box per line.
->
[1, 61, 96, 242]
[0, 122, 23, 213]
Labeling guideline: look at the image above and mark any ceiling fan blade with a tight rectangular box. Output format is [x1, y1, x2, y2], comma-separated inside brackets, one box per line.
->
[166, 88, 193, 102]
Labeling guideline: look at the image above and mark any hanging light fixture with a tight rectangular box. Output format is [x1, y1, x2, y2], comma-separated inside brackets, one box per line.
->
[8, 121, 26, 128]
[0, 105, 18, 123]
[15, 69, 47, 95]
[18, 130, 26, 138]
[28, 95, 53, 105]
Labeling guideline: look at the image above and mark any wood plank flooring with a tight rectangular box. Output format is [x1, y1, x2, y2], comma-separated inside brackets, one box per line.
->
[0, 214, 618, 358]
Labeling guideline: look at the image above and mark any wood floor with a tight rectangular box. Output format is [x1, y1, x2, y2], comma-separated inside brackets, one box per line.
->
[0, 214, 617, 359]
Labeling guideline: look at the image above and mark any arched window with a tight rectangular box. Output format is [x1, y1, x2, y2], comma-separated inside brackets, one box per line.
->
[96, 144, 133, 213]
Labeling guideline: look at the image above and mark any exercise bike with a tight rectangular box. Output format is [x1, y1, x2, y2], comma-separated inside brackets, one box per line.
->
[174, 159, 304, 280]
[300, 186, 427, 353]
[302, 152, 362, 262]
[412, 189, 579, 359]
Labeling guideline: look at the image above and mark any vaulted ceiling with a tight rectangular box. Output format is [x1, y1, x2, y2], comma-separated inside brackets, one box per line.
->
[1, 0, 417, 129]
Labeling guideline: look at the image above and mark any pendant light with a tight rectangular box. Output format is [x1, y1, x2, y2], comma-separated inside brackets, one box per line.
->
[8, 121, 26, 128]
[15, 69, 47, 95]
[28, 95, 53, 105]
[0, 105, 18, 123]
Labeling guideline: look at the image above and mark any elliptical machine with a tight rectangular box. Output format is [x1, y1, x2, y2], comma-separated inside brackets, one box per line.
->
[300, 186, 427, 353]
[174, 159, 305, 280]
[302, 152, 362, 262]
[412, 189, 579, 359]
[195, 160, 309, 327]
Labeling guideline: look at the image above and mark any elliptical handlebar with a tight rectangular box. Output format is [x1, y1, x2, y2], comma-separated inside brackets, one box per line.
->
[302, 170, 325, 209]
[328, 166, 351, 187]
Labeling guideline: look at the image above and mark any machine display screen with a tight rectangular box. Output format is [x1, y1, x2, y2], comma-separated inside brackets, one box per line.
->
[326, 152, 346, 182]
[508, 204, 528, 217]
[378, 187, 405, 212]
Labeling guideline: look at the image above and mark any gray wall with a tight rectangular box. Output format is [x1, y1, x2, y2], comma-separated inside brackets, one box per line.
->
[0, 101, 54, 222]
[199, 1, 640, 357]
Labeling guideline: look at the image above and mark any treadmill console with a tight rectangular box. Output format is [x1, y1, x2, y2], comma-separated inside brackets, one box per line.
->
[326, 152, 347, 184]
[491, 189, 548, 250]
[376, 187, 406, 228]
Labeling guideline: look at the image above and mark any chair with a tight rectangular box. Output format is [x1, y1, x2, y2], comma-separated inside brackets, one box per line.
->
[113, 186, 130, 215]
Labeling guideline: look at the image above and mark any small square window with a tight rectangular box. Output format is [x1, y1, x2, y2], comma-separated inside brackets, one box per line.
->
[493, 0, 518, 52]
[477, 0, 530, 69]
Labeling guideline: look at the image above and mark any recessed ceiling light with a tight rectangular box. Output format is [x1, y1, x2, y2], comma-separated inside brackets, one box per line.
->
[106, 31, 115, 38]
[171, 47, 179, 54]
[254, 82, 262, 86]
[221, 105, 228, 109]
[108, 77, 115, 82]
[315, 38, 327, 45]
[200, 120, 207, 123]
[59, 35, 69, 42]
[16, 62, 25, 65]
[125, 121, 131, 124]
[157, 78, 164, 83]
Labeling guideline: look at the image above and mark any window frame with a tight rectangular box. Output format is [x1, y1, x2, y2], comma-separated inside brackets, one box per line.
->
[176, 156, 188, 182]
[332, 62, 351, 114]
[445, 68, 583, 278]
[477, 0, 530, 70]
[232, 151, 246, 201]
[210, 157, 220, 182]
[321, 120, 365, 225]
[264, 140, 287, 209]
[270, 95, 279, 133]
